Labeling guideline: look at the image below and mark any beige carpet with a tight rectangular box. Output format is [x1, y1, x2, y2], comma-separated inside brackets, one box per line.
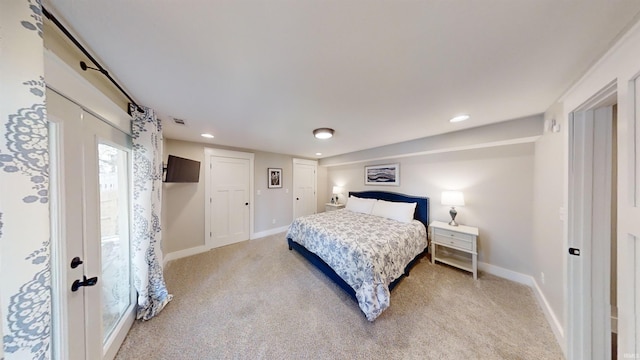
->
[115, 233, 564, 359]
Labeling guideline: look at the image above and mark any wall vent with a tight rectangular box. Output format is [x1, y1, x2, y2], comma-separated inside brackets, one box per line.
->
[173, 118, 186, 125]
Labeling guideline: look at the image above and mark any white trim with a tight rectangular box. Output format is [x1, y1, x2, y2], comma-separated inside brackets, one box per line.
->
[204, 148, 255, 248]
[163, 245, 209, 267]
[251, 225, 289, 240]
[48, 121, 70, 360]
[44, 49, 131, 135]
[321, 136, 541, 167]
[531, 279, 567, 354]
[479, 262, 565, 353]
[103, 306, 134, 360]
[478, 261, 533, 286]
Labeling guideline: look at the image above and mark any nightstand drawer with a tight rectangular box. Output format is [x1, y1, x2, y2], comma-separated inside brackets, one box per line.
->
[434, 234, 473, 251]
[434, 228, 474, 241]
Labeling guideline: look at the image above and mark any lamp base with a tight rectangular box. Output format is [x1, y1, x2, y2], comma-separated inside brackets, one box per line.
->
[448, 207, 459, 226]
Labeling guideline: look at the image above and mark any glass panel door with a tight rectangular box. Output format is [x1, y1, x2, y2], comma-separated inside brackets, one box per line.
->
[48, 88, 135, 360]
[98, 143, 131, 343]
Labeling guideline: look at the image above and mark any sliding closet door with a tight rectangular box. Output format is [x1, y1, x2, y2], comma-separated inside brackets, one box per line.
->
[48, 89, 135, 360]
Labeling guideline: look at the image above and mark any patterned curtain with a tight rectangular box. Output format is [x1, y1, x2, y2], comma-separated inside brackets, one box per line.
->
[130, 104, 173, 320]
[0, 1, 51, 359]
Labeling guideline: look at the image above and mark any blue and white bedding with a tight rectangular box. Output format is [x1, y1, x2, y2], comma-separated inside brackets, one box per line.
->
[286, 209, 427, 321]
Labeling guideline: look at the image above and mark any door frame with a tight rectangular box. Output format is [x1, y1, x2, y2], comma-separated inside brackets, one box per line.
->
[567, 85, 616, 359]
[204, 148, 255, 247]
[45, 50, 133, 360]
[292, 158, 318, 219]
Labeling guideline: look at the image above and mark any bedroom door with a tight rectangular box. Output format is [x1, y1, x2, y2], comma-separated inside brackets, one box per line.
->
[48, 89, 135, 360]
[205, 149, 254, 248]
[568, 105, 614, 359]
[292, 158, 317, 219]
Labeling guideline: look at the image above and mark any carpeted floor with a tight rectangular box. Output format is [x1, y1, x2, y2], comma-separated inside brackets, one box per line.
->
[115, 233, 564, 359]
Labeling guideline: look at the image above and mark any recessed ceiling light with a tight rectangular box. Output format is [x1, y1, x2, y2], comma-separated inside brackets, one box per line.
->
[201, 133, 214, 138]
[313, 128, 334, 139]
[449, 114, 470, 123]
[316, 152, 322, 156]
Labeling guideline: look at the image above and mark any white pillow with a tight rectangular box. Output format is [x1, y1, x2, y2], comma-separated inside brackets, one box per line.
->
[345, 196, 377, 214]
[371, 200, 417, 223]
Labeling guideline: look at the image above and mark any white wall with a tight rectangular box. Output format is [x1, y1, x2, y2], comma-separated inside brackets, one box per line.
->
[326, 143, 536, 274]
[531, 101, 566, 342]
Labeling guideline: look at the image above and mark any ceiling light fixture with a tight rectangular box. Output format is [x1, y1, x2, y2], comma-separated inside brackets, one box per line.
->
[313, 128, 334, 139]
[201, 133, 215, 139]
[316, 152, 322, 156]
[449, 114, 470, 123]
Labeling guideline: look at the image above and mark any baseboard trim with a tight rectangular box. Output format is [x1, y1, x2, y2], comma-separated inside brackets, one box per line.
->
[530, 278, 566, 354]
[163, 245, 208, 267]
[479, 262, 565, 355]
[478, 262, 533, 286]
[251, 225, 289, 240]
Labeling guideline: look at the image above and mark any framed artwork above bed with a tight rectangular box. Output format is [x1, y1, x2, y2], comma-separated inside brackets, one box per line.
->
[365, 163, 399, 186]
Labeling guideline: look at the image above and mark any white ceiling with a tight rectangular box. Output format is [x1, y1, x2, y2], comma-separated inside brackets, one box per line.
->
[46, 1, 640, 159]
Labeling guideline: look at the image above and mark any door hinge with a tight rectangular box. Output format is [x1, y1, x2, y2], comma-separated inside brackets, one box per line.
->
[568, 247, 581, 256]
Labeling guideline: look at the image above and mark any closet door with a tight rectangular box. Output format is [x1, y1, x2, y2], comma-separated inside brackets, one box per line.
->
[48, 89, 135, 360]
[204, 147, 254, 249]
[292, 158, 317, 219]
[210, 155, 250, 247]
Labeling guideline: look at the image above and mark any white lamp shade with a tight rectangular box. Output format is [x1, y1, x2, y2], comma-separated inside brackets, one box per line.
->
[441, 191, 465, 206]
[332, 186, 344, 195]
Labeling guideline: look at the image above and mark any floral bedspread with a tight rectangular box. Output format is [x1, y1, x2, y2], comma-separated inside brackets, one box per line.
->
[286, 209, 427, 321]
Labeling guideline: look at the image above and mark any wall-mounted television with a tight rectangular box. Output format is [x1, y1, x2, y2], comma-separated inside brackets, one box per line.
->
[164, 155, 201, 183]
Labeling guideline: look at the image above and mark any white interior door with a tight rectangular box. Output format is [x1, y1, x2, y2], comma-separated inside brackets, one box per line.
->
[292, 158, 317, 219]
[48, 89, 135, 360]
[208, 154, 251, 247]
[568, 104, 614, 359]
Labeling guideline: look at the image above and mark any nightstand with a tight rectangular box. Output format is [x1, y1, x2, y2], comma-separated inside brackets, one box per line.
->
[325, 203, 345, 212]
[429, 220, 479, 280]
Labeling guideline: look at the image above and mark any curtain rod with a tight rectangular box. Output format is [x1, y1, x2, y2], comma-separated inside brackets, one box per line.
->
[42, 6, 144, 113]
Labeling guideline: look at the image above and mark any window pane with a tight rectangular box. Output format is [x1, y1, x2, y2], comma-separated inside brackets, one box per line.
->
[98, 143, 131, 342]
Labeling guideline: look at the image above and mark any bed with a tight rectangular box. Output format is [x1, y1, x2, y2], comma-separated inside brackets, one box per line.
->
[286, 191, 429, 321]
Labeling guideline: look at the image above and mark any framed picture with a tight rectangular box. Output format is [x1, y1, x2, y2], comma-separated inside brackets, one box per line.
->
[268, 168, 283, 188]
[364, 163, 400, 186]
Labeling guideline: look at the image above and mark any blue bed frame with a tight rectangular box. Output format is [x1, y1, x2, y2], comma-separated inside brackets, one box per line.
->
[287, 191, 429, 302]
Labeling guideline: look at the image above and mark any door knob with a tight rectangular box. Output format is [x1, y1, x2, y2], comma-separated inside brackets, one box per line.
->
[245, 202, 249, 205]
[70, 257, 83, 269]
[296, 198, 299, 200]
[71, 275, 98, 292]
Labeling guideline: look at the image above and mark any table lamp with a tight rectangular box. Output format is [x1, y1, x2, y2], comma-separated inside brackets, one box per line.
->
[332, 186, 344, 204]
[441, 191, 465, 226]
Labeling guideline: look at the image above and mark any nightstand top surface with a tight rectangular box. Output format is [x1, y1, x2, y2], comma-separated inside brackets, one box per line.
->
[429, 220, 479, 236]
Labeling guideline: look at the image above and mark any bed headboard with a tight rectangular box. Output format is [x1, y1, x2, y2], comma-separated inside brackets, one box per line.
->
[348, 191, 429, 228]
